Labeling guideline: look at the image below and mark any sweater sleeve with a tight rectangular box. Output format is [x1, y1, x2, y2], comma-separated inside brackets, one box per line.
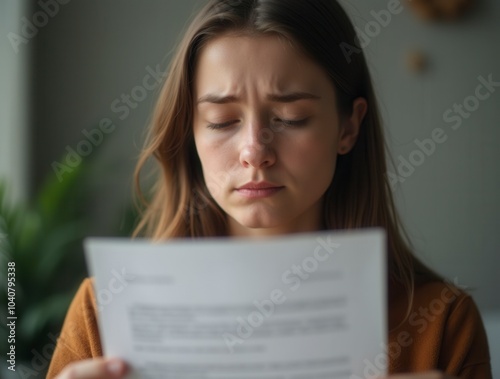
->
[46, 278, 103, 378]
[439, 294, 492, 379]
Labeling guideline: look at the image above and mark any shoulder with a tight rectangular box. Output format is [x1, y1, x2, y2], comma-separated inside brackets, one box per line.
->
[388, 279, 492, 377]
[46, 278, 102, 378]
[412, 279, 472, 317]
[71, 276, 97, 308]
[390, 279, 480, 327]
[61, 277, 99, 334]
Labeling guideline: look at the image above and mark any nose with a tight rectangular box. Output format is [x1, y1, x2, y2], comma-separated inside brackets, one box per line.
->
[239, 123, 276, 169]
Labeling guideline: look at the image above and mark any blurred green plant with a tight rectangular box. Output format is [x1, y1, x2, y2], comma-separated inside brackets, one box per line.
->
[0, 163, 90, 370]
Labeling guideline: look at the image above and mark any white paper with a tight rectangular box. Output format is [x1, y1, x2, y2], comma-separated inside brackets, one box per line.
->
[84, 229, 387, 379]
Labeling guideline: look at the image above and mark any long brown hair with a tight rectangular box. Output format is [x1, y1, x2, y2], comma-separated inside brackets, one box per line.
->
[133, 0, 440, 313]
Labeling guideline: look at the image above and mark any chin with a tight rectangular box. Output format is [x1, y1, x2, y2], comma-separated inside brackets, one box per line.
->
[232, 211, 285, 230]
[239, 218, 281, 230]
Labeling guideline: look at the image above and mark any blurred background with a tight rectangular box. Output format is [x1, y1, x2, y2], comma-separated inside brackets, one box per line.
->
[0, 0, 498, 376]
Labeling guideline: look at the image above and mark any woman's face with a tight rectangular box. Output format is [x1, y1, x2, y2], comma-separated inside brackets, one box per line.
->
[193, 34, 362, 237]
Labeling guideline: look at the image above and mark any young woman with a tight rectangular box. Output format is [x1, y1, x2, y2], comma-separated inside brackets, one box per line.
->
[47, 0, 491, 378]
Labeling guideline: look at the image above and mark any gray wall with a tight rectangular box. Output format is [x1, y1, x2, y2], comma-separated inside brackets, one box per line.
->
[0, 0, 29, 203]
[350, 0, 500, 312]
[32, 0, 205, 233]
[30, 0, 499, 315]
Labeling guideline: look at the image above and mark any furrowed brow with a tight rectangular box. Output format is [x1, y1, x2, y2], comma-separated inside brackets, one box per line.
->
[196, 92, 320, 105]
[266, 92, 321, 103]
[196, 94, 239, 105]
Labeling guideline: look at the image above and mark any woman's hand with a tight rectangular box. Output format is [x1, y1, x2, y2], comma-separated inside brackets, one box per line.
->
[384, 371, 457, 379]
[55, 358, 129, 379]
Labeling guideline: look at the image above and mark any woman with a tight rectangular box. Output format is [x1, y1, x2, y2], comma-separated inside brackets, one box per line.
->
[47, 0, 491, 378]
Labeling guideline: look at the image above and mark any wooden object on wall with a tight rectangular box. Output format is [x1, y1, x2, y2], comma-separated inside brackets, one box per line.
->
[406, 49, 428, 73]
[408, 0, 477, 21]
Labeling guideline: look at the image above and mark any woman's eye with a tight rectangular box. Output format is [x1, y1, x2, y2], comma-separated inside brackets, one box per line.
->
[206, 120, 237, 130]
[206, 118, 309, 130]
[274, 118, 309, 127]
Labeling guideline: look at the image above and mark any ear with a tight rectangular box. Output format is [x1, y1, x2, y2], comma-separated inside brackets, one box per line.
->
[337, 97, 368, 155]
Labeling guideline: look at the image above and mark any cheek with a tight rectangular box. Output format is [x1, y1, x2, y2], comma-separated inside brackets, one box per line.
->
[281, 129, 338, 191]
[194, 128, 220, 168]
[196, 137, 236, 172]
[284, 128, 337, 168]
[194, 133, 238, 195]
[196, 148, 225, 198]
[298, 148, 336, 184]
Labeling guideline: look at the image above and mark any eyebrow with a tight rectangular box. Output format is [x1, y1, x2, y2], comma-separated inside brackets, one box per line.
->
[196, 92, 321, 105]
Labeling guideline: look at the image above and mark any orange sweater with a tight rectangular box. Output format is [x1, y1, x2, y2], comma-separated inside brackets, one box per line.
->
[46, 278, 492, 378]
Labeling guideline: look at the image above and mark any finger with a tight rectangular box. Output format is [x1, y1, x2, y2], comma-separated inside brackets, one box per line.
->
[58, 357, 128, 379]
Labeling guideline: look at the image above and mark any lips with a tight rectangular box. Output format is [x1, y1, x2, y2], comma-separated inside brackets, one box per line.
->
[235, 181, 284, 199]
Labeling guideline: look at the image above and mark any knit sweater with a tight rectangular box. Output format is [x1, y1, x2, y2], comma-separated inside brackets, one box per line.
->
[46, 278, 492, 378]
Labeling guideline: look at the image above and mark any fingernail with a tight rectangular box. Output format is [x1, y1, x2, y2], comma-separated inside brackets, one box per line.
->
[107, 360, 125, 376]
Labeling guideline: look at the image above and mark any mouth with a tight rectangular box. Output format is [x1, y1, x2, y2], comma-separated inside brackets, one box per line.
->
[235, 182, 285, 199]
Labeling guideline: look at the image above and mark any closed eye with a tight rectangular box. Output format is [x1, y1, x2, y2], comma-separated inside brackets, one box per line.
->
[274, 118, 309, 127]
[206, 117, 309, 130]
[206, 120, 238, 130]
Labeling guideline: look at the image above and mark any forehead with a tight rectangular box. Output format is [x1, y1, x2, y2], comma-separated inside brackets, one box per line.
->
[193, 33, 333, 96]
